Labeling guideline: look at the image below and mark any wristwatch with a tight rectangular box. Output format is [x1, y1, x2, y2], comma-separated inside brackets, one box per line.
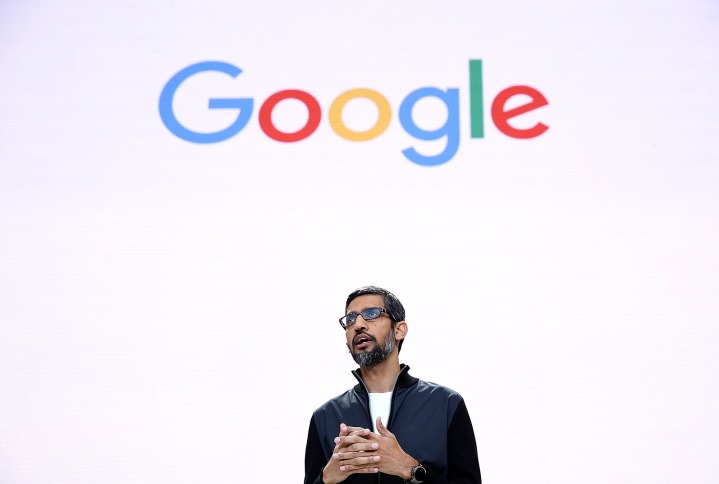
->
[406, 463, 426, 484]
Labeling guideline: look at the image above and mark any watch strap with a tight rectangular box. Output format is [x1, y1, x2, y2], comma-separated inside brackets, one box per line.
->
[406, 463, 426, 484]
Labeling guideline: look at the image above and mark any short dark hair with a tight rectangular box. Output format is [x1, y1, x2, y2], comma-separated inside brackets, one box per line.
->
[345, 286, 406, 352]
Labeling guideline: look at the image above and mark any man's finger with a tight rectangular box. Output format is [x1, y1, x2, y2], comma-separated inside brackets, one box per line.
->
[337, 451, 378, 461]
[348, 428, 371, 437]
[375, 416, 395, 438]
[338, 425, 369, 440]
[346, 441, 379, 453]
[342, 466, 379, 474]
[336, 442, 380, 457]
[334, 435, 371, 446]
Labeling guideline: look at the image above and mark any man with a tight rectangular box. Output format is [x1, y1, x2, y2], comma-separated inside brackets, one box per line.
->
[304, 286, 481, 484]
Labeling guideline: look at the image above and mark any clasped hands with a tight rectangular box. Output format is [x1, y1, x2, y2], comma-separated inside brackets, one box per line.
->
[322, 417, 418, 484]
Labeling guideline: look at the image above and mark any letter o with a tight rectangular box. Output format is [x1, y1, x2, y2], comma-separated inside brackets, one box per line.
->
[259, 90, 321, 142]
[329, 89, 392, 141]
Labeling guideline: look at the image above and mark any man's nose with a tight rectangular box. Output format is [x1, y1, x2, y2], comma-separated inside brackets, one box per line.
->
[353, 315, 369, 331]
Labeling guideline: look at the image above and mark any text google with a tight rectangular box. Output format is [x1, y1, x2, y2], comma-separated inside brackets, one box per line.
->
[159, 60, 549, 166]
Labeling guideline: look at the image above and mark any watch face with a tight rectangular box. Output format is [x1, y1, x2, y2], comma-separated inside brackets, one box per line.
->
[413, 465, 427, 481]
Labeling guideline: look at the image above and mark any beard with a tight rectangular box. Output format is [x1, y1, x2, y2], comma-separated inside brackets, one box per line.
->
[348, 327, 396, 368]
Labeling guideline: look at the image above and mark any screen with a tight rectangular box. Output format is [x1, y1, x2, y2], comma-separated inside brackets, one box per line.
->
[1, 1, 717, 482]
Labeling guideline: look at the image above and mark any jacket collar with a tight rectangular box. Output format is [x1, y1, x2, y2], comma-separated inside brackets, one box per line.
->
[351, 363, 418, 394]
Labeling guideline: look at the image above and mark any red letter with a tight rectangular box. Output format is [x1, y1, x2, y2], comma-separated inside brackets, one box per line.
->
[491, 86, 548, 139]
[259, 90, 321, 142]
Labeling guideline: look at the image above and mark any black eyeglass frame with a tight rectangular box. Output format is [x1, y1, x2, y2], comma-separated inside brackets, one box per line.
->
[339, 307, 390, 330]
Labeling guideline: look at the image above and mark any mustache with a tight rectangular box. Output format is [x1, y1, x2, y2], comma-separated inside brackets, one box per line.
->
[352, 331, 377, 347]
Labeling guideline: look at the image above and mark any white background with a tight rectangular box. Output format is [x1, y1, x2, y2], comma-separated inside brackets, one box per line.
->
[1, 1, 718, 482]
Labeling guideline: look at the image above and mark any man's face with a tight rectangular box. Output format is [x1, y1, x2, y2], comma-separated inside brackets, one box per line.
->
[344, 294, 396, 367]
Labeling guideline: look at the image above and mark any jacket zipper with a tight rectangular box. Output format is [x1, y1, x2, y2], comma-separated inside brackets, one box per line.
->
[353, 377, 382, 484]
[352, 366, 410, 483]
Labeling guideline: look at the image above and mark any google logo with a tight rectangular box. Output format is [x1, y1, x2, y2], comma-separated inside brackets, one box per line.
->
[159, 60, 548, 166]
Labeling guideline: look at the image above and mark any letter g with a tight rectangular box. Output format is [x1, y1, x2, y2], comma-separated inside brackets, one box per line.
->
[159, 61, 253, 143]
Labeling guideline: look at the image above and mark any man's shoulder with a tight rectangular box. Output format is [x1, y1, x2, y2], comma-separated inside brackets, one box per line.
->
[397, 365, 465, 400]
[409, 378, 467, 414]
[311, 387, 358, 416]
[414, 378, 464, 399]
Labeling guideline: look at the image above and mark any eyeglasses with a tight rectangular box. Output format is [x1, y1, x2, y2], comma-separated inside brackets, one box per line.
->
[339, 307, 389, 329]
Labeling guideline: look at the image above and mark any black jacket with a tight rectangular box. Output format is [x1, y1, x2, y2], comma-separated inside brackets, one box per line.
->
[304, 364, 481, 483]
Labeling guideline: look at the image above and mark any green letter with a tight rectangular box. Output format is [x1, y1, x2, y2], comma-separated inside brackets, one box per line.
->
[469, 59, 484, 138]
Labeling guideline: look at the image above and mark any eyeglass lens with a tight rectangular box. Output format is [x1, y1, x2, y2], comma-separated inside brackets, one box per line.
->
[346, 308, 383, 325]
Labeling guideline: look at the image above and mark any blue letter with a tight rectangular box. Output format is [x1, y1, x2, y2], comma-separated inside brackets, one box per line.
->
[159, 61, 253, 143]
[399, 87, 460, 166]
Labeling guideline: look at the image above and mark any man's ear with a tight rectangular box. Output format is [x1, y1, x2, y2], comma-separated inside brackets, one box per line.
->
[395, 321, 408, 342]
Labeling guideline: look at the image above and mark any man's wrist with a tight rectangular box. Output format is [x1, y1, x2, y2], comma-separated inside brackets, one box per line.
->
[401, 455, 420, 480]
[405, 462, 427, 484]
[322, 464, 338, 484]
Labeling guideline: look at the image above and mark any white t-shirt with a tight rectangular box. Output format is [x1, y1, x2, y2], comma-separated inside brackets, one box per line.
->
[368, 392, 393, 433]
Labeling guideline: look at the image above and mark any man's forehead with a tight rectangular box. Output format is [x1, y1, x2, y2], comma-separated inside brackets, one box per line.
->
[346, 293, 384, 312]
